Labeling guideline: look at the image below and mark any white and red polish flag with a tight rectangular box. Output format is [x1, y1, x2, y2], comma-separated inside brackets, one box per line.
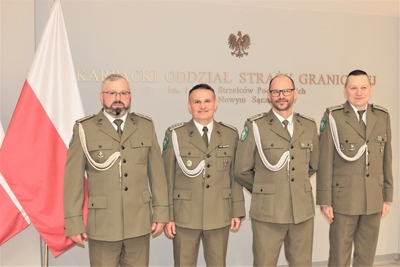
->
[0, 0, 87, 256]
[0, 122, 31, 244]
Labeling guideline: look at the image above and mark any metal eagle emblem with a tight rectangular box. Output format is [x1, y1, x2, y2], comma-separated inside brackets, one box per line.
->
[228, 31, 251, 58]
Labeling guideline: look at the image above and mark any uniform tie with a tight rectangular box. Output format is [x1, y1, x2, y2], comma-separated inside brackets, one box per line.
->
[114, 119, 123, 137]
[357, 110, 366, 136]
[202, 126, 209, 147]
[283, 120, 291, 139]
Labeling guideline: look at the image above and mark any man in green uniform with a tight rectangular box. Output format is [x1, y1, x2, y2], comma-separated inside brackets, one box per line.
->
[63, 74, 168, 266]
[162, 83, 245, 266]
[234, 74, 319, 266]
[317, 69, 393, 266]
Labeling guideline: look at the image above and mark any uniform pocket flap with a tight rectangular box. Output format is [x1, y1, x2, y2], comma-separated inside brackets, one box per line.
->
[339, 134, 356, 144]
[222, 188, 232, 199]
[299, 139, 313, 149]
[173, 189, 192, 200]
[130, 139, 151, 148]
[216, 149, 232, 157]
[252, 183, 276, 194]
[262, 139, 284, 149]
[375, 134, 387, 143]
[88, 140, 113, 151]
[179, 148, 199, 157]
[88, 196, 107, 209]
[332, 176, 351, 187]
[142, 190, 151, 203]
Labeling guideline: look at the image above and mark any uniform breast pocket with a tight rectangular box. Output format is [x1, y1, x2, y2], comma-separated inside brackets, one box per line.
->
[216, 148, 232, 172]
[338, 134, 358, 157]
[87, 140, 114, 163]
[298, 139, 313, 163]
[130, 139, 151, 164]
[262, 139, 285, 165]
[180, 148, 202, 171]
[373, 133, 387, 157]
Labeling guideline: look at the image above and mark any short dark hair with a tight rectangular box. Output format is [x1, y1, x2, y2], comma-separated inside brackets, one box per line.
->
[345, 69, 370, 86]
[268, 74, 295, 90]
[188, 83, 215, 99]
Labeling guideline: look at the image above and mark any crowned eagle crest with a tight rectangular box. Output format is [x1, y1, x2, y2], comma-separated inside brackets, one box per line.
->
[228, 31, 251, 58]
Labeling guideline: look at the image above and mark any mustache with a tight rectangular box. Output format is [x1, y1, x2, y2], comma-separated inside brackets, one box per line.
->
[112, 101, 124, 105]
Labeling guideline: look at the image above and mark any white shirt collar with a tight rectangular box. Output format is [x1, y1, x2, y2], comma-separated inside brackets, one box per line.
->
[103, 109, 128, 130]
[193, 119, 213, 138]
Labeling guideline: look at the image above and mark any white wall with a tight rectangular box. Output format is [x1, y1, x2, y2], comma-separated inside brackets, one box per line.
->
[1, 1, 399, 266]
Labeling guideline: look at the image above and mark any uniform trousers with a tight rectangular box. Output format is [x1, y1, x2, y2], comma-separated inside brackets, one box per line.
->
[88, 234, 150, 267]
[252, 218, 314, 267]
[173, 225, 230, 267]
[328, 212, 381, 267]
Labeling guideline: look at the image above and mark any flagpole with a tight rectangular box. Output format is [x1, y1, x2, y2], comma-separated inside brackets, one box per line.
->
[44, 244, 49, 267]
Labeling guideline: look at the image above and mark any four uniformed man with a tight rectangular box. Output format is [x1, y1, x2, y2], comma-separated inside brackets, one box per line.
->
[162, 83, 245, 266]
[64, 74, 169, 266]
[234, 74, 320, 266]
[63, 71, 393, 266]
[317, 69, 393, 266]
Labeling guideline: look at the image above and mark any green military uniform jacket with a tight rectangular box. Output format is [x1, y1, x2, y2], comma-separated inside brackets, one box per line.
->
[162, 119, 245, 230]
[234, 110, 319, 224]
[64, 111, 169, 241]
[316, 101, 393, 215]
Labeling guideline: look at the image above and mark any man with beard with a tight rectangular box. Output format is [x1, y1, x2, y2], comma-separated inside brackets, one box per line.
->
[63, 74, 168, 266]
[234, 74, 319, 266]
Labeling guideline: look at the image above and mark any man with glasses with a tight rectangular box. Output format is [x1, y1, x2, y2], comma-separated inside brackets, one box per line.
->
[235, 74, 319, 266]
[317, 69, 393, 266]
[64, 74, 168, 266]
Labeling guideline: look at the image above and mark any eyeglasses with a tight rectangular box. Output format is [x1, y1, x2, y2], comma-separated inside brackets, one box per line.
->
[269, 89, 295, 97]
[102, 91, 131, 98]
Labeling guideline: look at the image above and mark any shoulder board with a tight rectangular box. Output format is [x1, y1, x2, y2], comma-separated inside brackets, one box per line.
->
[247, 113, 267, 122]
[326, 104, 343, 113]
[168, 122, 186, 131]
[218, 122, 237, 131]
[76, 114, 95, 123]
[372, 104, 388, 113]
[295, 113, 315, 122]
[132, 112, 152, 121]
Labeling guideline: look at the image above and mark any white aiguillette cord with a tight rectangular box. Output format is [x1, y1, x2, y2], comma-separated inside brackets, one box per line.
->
[78, 123, 122, 187]
[252, 121, 290, 172]
[171, 130, 205, 178]
[328, 113, 368, 167]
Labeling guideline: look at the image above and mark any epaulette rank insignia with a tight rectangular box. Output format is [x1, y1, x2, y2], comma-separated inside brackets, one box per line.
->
[296, 113, 315, 122]
[248, 113, 267, 122]
[133, 112, 152, 121]
[372, 104, 388, 113]
[76, 114, 95, 123]
[168, 122, 186, 131]
[219, 122, 237, 131]
[327, 104, 343, 113]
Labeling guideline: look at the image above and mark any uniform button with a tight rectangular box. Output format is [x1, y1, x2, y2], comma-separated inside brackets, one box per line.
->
[290, 145, 294, 149]
[177, 194, 180, 197]
[206, 174, 211, 178]
[260, 188, 263, 192]
[367, 140, 369, 143]
[367, 162, 370, 166]
[366, 174, 370, 177]
[99, 145, 102, 148]
[124, 173, 128, 177]
[121, 146, 125, 150]
[91, 203, 94, 206]
[123, 159, 126, 163]
[271, 144, 274, 147]
[291, 156, 294, 160]
[291, 167, 295, 171]
[336, 183, 339, 186]
[124, 187, 128, 191]
[206, 154, 211, 158]
[207, 164, 211, 168]
[206, 185, 210, 188]
[291, 178, 295, 182]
